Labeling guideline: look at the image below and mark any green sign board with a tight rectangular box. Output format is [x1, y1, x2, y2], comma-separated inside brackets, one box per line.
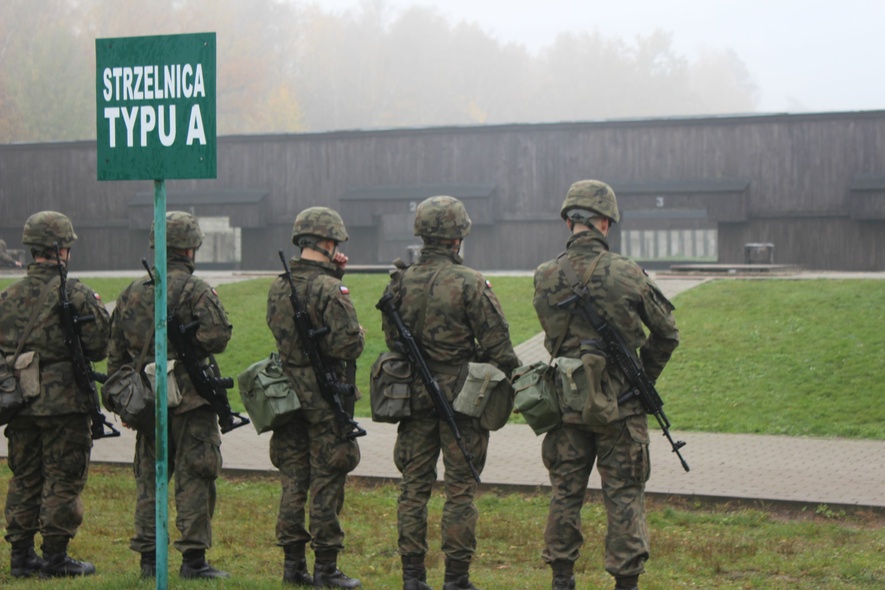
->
[96, 33, 216, 180]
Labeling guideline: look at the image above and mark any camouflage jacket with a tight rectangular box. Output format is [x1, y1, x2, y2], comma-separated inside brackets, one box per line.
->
[107, 256, 232, 416]
[533, 229, 679, 394]
[0, 262, 110, 415]
[266, 256, 364, 418]
[382, 245, 520, 401]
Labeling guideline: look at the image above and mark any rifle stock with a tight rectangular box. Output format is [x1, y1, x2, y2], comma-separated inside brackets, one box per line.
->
[558, 293, 689, 472]
[376, 290, 481, 483]
[54, 244, 120, 440]
[278, 250, 366, 440]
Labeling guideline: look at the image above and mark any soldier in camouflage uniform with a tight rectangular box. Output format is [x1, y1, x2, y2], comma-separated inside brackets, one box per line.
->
[266, 207, 363, 588]
[107, 211, 232, 580]
[0, 239, 23, 268]
[533, 181, 679, 590]
[0, 211, 110, 577]
[381, 196, 520, 590]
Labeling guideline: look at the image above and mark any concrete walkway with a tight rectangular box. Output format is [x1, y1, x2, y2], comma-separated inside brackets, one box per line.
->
[2, 271, 883, 511]
[11, 420, 873, 511]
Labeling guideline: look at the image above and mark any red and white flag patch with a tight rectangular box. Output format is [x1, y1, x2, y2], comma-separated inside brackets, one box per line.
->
[339, 285, 350, 295]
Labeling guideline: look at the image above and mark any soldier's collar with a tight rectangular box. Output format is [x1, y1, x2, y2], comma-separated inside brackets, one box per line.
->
[567, 228, 609, 250]
[167, 256, 196, 274]
[293, 256, 345, 279]
[420, 244, 463, 265]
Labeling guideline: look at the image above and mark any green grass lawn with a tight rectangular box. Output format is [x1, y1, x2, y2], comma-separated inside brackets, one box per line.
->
[0, 464, 881, 589]
[657, 279, 885, 439]
[3, 274, 884, 439]
[212, 276, 885, 439]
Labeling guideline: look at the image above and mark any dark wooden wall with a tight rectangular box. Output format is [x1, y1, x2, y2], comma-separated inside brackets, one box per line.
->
[1, 110, 884, 271]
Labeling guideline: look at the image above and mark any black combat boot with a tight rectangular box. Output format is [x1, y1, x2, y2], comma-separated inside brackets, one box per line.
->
[614, 574, 639, 590]
[313, 550, 361, 588]
[402, 554, 433, 590]
[442, 558, 480, 590]
[550, 560, 575, 590]
[179, 549, 231, 579]
[40, 551, 96, 578]
[140, 551, 156, 579]
[10, 542, 44, 578]
[283, 543, 313, 586]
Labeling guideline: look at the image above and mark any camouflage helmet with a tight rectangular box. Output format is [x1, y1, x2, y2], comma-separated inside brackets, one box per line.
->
[22, 211, 78, 248]
[560, 179, 620, 224]
[291, 207, 349, 244]
[150, 211, 204, 249]
[413, 196, 472, 240]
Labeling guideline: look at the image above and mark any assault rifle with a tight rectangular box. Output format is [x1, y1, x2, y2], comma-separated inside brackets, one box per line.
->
[54, 244, 120, 440]
[376, 290, 482, 483]
[278, 251, 366, 440]
[142, 259, 249, 434]
[557, 291, 690, 472]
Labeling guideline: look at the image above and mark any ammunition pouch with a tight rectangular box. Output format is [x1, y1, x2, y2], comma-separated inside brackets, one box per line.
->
[238, 352, 301, 434]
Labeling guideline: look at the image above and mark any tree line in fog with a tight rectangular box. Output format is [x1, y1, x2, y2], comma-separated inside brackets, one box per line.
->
[0, 0, 758, 143]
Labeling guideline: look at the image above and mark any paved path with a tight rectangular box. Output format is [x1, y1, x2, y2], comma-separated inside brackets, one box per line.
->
[6, 420, 874, 510]
[2, 271, 883, 511]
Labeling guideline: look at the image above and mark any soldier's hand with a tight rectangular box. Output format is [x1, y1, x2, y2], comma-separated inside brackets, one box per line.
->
[332, 251, 349, 269]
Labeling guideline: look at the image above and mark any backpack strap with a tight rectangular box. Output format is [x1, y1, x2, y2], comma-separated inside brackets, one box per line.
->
[132, 331, 153, 373]
[386, 261, 444, 349]
[413, 266, 445, 344]
[556, 250, 606, 296]
[548, 251, 606, 362]
[142, 270, 192, 364]
[10, 276, 59, 367]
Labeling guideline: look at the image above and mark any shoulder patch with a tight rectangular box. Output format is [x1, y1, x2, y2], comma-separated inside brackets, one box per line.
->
[485, 279, 493, 289]
[211, 287, 219, 297]
[339, 285, 350, 295]
[93, 292, 102, 301]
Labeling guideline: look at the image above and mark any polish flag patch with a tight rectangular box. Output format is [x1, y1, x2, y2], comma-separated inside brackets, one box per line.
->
[211, 288, 219, 297]
[93, 292, 102, 301]
[339, 285, 350, 295]
[485, 279, 493, 289]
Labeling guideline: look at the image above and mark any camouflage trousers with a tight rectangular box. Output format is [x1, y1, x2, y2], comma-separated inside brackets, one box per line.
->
[541, 415, 651, 577]
[270, 413, 360, 552]
[394, 413, 488, 563]
[4, 413, 93, 553]
[130, 406, 222, 555]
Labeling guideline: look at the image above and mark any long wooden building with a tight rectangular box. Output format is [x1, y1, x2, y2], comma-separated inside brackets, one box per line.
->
[2, 110, 884, 271]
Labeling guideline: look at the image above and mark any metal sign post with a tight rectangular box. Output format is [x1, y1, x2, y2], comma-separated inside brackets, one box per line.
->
[96, 32, 216, 590]
[153, 181, 169, 588]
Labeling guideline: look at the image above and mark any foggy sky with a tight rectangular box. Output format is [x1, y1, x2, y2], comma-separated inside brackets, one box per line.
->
[315, 0, 885, 113]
